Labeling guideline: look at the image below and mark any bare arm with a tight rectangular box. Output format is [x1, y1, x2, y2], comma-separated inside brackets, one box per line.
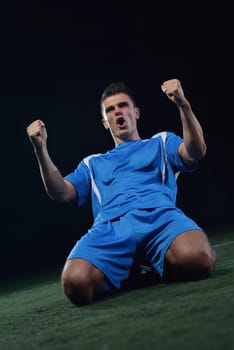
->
[161, 79, 207, 166]
[26, 119, 77, 202]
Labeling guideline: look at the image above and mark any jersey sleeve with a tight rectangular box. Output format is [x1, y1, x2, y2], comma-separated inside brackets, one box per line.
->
[64, 159, 91, 206]
[165, 131, 197, 172]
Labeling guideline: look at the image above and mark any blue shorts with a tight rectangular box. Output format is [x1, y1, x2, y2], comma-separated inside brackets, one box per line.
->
[67, 206, 202, 289]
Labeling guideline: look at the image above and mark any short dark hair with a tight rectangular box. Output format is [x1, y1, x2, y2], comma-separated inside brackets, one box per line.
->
[100, 82, 137, 108]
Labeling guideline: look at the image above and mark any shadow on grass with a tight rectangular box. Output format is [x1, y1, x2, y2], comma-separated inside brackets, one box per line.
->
[210, 268, 233, 278]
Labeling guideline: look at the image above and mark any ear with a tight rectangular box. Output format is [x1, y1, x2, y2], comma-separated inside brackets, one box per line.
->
[135, 107, 140, 120]
[102, 118, 110, 130]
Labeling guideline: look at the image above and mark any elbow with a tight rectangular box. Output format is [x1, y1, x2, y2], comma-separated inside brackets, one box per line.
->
[199, 143, 207, 160]
[46, 190, 71, 203]
[192, 142, 207, 162]
[44, 180, 76, 203]
[192, 146, 207, 163]
[182, 142, 207, 163]
[46, 191, 61, 202]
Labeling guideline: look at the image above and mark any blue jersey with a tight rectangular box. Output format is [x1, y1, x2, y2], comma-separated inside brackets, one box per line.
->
[64, 132, 196, 223]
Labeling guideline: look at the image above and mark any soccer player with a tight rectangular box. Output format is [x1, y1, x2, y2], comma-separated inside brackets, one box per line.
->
[26, 78, 216, 306]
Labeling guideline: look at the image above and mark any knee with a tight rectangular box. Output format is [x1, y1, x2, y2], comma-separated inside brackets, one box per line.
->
[193, 248, 216, 278]
[61, 268, 94, 306]
[167, 247, 216, 282]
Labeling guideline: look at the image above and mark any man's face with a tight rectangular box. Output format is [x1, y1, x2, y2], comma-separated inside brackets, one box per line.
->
[102, 93, 140, 144]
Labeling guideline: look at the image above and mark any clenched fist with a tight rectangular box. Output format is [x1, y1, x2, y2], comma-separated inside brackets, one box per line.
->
[161, 79, 188, 107]
[26, 119, 47, 150]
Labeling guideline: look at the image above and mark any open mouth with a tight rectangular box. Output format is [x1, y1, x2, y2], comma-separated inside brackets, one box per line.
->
[116, 117, 126, 127]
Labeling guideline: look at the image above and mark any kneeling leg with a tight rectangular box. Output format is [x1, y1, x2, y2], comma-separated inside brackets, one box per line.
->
[61, 258, 107, 306]
[164, 230, 216, 282]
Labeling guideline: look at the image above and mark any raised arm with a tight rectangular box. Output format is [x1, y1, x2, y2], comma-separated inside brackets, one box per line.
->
[161, 79, 207, 166]
[26, 119, 77, 202]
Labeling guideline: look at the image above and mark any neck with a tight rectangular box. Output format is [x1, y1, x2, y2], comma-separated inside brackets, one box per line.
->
[114, 133, 141, 146]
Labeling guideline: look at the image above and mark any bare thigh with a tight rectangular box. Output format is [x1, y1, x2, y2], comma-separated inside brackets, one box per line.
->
[165, 230, 214, 262]
[164, 229, 216, 280]
[62, 258, 106, 287]
[61, 258, 107, 305]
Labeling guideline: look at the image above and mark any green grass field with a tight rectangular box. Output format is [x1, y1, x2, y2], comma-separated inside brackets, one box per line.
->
[1, 226, 234, 350]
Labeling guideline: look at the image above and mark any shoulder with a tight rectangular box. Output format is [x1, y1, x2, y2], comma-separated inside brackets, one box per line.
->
[150, 132, 184, 157]
[151, 131, 178, 139]
[151, 131, 182, 144]
[83, 153, 103, 167]
[152, 131, 168, 142]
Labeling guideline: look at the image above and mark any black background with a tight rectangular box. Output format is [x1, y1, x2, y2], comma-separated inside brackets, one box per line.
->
[1, 1, 233, 278]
